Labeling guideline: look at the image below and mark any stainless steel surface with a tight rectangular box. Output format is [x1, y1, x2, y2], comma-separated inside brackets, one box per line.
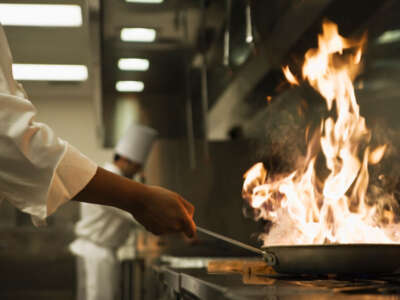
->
[200, 0, 210, 160]
[160, 255, 261, 269]
[197, 226, 265, 256]
[154, 264, 400, 300]
[200, 56, 210, 160]
[183, 9, 196, 169]
[263, 244, 400, 274]
[196, 226, 400, 274]
[160, 256, 213, 269]
[208, 0, 333, 139]
[223, 0, 231, 66]
[86, 0, 104, 146]
[245, 1, 253, 44]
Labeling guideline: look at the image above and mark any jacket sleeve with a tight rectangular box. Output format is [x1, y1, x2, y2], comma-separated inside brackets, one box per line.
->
[0, 25, 98, 225]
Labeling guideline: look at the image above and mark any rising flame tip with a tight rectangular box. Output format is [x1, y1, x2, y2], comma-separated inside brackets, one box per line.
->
[282, 65, 300, 86]
[243, 20, 399, 246]
[369, 144, 387, 165]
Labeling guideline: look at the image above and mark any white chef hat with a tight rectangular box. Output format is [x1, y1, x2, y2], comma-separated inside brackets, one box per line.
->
[115, 123, 158, 165]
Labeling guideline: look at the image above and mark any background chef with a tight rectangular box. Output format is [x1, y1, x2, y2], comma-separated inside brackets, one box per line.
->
[70, 123, 158, 300]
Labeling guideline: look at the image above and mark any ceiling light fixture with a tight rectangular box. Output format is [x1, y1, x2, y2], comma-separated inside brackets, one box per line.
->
[120, 28, 156, 42]
[0, 4, 82, 27]
[12, 64, 88, 81]
[376, 29, 400, 44]
[118, 58, 150, 71]
[116, 81, 144, 92]
[126, 0, 164, 3]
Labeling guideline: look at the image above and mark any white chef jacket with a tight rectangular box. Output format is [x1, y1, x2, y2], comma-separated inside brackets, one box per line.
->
[70, 163, 135, 300]
[71, 162, 135, 250]
[0, 24, 97, 225]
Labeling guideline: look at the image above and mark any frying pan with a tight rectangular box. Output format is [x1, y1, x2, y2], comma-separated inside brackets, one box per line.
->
[197, 227, 400, 275]
[262, 243, 400, 275]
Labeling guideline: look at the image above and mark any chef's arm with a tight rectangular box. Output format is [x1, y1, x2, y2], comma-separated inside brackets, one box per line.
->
[73, 166, 197, 238]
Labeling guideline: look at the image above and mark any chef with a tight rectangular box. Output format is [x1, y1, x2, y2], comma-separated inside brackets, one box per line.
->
[70, 123, 159, 300]
[0, 20, 196, 270]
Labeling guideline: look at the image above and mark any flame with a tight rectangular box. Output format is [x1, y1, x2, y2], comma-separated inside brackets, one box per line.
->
[369, 145, 387, 165]
[243, 21, 398, 246]
[282, 66, 299, 86]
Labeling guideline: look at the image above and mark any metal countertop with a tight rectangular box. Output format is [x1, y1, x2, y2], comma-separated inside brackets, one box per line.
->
[153, 265, 400, 300]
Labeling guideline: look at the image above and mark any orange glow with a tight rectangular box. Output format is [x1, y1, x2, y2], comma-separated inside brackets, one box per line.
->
[369, 145, 387, 165]
[354, 48, 362, 64]
[243, 21, 398, 246]
[282, 66, 299, 86]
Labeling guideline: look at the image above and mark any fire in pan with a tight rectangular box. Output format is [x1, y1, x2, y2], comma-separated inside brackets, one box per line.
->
[238, 21, 400, 277]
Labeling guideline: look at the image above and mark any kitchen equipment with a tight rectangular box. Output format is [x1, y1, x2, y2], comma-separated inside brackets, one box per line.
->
[262, 244, 400, 275]
[197, 226, 265, 256]
[245, 0, 253, 44]
[223, 0, 231, 66]
[200, 0, 209, 160]
[197, 227, 400, 275]
[155, 264, 400, 299]
[182, 9, 196, 169]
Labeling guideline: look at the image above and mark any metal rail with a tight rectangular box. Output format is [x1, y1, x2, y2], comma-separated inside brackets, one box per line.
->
[197, 226, 265, 256]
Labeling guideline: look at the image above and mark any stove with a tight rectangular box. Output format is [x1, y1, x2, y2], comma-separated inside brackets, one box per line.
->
[152, 257, 400, 300]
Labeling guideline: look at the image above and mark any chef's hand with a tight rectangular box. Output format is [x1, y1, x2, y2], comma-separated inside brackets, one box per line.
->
[132, 185, 196, 238]
[74, 167, 196, 238]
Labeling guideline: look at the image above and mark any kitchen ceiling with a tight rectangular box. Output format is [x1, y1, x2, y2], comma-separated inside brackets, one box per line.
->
[99, 0, 203, 145]
[2, 0, 204, 146]
[101, 0, 202, 96]
[2, 0, 92, 100]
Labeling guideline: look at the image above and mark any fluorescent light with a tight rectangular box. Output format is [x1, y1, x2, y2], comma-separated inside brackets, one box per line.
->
[0, 4, 82, 27]
[116, 81, 144, 92]
[377, 30, 400, 44]
[126, 0, 164, 3]
[12, 64, 88, 81]
[121, 28, 156, 42]
[118, 58, 150, 71]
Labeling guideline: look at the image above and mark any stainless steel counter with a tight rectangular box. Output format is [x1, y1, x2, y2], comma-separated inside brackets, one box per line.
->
[153, 265, 400, 300]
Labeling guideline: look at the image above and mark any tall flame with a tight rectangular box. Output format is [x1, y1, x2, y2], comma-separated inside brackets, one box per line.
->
[242, 21, 400, 246]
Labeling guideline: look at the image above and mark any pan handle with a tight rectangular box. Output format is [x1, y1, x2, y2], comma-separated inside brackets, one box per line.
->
[262, 250, 278, 266]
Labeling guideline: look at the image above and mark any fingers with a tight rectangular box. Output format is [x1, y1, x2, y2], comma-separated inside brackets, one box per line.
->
[177, 195, 196, 238]
[180, 208, 197, 239]
[179, 196, 195, 217]
[141, 186, 196, 238]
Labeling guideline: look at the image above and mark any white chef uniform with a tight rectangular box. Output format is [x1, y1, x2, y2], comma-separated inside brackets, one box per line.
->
[0, 24, 97, 225]
[70, 124, 158, 300]
[70, 162, 133, 300]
